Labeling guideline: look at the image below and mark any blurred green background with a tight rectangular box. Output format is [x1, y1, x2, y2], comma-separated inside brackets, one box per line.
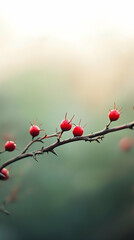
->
[0, 1, 134, 240]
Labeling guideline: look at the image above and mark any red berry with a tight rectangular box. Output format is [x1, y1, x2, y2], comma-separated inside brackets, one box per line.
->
[5, 141, 16, 152]
[73, 126, 83, 136]
[60, 114, 74, 132]
[109, 104, 121, 121]
[60, 119, 72, 131]
[29, 125, 40, 137]
[109, 110, 120, 121]
[0, 168, 9, 180]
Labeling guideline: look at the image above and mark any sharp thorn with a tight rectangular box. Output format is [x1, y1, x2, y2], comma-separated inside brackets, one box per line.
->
[50, 150, 58, 157]
[32, 153, 38, 162]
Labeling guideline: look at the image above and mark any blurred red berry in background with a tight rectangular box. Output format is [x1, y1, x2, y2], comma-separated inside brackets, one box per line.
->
[119, 137, 134, 152]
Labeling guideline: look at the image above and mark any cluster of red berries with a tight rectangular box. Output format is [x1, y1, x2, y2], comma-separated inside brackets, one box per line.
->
[60, 114, 84, 136]
[29, 115, 85, 138]
[27, 104, 122, 139]
[60, 103, 121, 136]
[0, 104, 121, 180]
[3, 103, 121, 152]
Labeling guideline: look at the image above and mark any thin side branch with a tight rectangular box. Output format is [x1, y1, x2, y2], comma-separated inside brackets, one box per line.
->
[22, 132, 60, 154]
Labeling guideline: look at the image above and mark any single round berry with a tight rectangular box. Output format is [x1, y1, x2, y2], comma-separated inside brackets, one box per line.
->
[60, 119, 72, 131]
[29, 125, 40, 137]
[5, 141, 16, 152]
[0, 168, 9, 180]
[109, 109, 120, 121]
[73, 126, 83, 136]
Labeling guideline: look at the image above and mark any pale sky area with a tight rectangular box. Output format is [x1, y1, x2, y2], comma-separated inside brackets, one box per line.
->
[1, 0, 134, 48]
[0, 0, 134, 102]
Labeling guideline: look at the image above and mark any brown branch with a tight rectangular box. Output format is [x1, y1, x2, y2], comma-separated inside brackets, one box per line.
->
[0, 121, 133, 172]
[22, 132, 60, 154]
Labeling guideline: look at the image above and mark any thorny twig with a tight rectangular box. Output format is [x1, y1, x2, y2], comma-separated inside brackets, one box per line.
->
[22, 132, 60, 154]
[0, 121, 133, 172]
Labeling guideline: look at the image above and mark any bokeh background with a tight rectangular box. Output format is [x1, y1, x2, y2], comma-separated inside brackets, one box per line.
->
[0, 0, 134, 239]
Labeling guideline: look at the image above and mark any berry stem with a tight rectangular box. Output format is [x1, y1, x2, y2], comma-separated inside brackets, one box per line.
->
[106, 121, 111, 129]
